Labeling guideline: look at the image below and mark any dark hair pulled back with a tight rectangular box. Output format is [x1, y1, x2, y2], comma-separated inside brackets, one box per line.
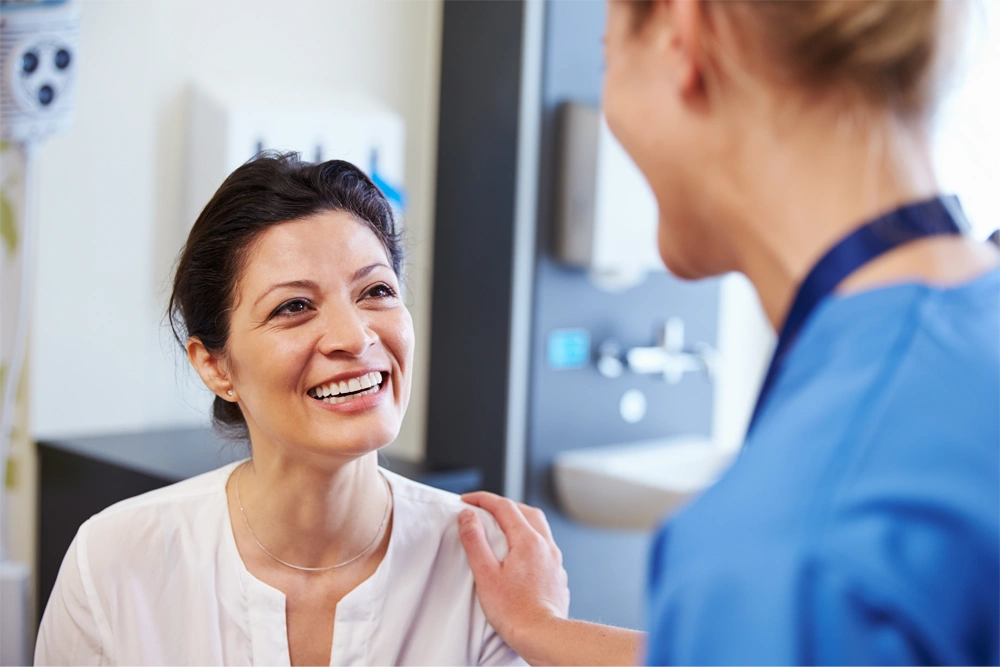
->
[167, 152, 403, 439]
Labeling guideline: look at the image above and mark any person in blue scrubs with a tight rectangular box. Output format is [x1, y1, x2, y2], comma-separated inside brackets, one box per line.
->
[455, 0, 999, 665]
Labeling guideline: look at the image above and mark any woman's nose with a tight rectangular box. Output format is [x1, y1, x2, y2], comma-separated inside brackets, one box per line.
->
[317, 306, 377, 357]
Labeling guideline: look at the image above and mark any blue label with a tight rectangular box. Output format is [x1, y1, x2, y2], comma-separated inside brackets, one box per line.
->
[370, 148, 406, 210]
[547, 329, 591, 370]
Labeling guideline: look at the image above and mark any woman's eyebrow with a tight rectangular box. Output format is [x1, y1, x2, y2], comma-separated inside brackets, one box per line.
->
[253, 279, 318, 308]
[353, 263, 391, 281]
[251, 265, 389, 309]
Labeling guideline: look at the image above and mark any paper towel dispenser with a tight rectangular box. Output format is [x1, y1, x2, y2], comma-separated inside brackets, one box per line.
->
[555, 102, 665, 290]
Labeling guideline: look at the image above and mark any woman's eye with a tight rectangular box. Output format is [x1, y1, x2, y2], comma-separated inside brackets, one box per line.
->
[271, 299, 310, 318]
[365, 284, 397, 299]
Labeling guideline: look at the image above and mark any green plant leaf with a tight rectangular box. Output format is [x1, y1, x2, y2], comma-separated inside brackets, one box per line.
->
[0, 191, 17, 255]
[0, 141, 9, 154]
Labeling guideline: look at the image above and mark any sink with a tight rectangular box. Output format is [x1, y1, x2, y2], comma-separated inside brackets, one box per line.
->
[553, 436, 739, 531]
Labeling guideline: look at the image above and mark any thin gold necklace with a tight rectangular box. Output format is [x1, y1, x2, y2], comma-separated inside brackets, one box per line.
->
[235, 462, 392, 572]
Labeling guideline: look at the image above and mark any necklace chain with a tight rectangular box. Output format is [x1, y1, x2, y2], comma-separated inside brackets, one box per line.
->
[235, 462, 392, 573]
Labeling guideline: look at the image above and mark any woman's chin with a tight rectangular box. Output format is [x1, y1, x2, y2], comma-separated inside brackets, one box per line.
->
[299, 429, 397, 460]
[659, 243, 703, 281]
[658, 229, 724, 281]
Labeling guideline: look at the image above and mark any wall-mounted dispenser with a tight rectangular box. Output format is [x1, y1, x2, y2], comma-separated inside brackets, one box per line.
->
[185, 81, 406, 238]
[554, 102, 665, 291]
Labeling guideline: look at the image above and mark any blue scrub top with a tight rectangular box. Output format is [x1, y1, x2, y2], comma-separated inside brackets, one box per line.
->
[646, 268, 1000, 665]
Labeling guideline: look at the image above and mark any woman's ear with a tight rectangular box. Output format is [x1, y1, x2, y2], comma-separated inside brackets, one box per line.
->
[187, 337, 237, 402]
[647, 0, 708, 101]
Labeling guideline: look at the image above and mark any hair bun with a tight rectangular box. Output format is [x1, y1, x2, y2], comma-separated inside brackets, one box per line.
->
[631, 0, 955, 117]
[772, 0, 944, 115]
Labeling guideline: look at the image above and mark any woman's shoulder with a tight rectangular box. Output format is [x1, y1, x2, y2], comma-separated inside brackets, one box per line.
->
[87, 460, 238, 523]
[381, 469, 510, 560]
[376, 470, 522, 664]
[77, 461, 239, 570]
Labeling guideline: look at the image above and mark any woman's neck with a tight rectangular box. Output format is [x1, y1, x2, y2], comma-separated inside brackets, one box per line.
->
[720, 111, 947, 330]
[234, 448, 389, 569]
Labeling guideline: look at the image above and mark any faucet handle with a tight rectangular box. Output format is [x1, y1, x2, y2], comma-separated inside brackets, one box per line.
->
[626, 346, 670, 375]
[600, 321, 719, 384]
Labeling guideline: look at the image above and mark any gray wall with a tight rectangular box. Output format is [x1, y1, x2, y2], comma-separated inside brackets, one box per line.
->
[426, 0, 525, 492]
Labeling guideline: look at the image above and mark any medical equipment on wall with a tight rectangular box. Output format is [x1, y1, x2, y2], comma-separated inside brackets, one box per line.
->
[554, 102, 666, 291]
[1, 2, 80, 663]
[185, 81, 407, 242]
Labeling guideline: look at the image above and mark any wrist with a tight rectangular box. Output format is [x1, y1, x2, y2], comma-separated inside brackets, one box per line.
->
[508, 612, 568, 666]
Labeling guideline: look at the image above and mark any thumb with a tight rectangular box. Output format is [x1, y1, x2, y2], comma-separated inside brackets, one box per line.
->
[458, 509, 500, 580]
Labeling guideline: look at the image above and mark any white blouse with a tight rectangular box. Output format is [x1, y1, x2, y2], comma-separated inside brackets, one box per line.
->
[35, 461, 524, 666]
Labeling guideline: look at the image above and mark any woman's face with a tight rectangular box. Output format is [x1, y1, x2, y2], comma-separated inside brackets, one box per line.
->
[602, 0, 736, 279]
[222, 211, 413, 461]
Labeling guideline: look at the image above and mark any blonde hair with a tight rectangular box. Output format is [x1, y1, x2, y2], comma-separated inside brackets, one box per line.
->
[633, 0, 957, 118]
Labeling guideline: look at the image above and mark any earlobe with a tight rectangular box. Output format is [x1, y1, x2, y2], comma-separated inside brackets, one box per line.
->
[186, 337, 237, 401]
[672, 0, 707, 97]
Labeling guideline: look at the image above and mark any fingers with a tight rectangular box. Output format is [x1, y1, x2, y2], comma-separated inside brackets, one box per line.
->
[462, 491, 556, 547]
[460, 490, 502, 510]
[457, 509, 500, 580]
[517, 502, 555, 542]
[461, 492, 539, 546]
[522, 505, 563, 567]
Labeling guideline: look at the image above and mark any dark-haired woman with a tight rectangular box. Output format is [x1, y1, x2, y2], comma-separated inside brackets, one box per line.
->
[455, 1, 998, 665]
[35, 156, 524, 666]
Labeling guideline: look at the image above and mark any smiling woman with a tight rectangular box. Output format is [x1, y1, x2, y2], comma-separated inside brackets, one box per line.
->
[34, 154, 524, 667]
[169, 154, 406, 445]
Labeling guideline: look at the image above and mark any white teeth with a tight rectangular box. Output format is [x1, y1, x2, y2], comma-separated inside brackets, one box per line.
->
[320, 384, 380, 404]
[311, 371, 385, 400]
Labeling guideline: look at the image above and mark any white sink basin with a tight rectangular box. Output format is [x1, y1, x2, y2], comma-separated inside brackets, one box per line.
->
[553, 436, 739, 531]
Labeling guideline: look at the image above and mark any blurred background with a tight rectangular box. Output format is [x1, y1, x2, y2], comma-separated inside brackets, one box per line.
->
[1, 0, 997, 663]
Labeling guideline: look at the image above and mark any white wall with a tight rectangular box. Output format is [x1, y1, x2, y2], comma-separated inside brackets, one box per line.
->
[933, 0, 1000, 241]
[713, 274, 773, 450]
[30, 0, 443, 463]
[8, 0, 442, 637]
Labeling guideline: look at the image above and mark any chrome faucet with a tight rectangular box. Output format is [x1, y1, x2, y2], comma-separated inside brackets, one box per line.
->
[597, 317, 717, 384]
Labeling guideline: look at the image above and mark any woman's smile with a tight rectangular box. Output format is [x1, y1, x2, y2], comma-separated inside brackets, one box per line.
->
[307, 369, 390, 413]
